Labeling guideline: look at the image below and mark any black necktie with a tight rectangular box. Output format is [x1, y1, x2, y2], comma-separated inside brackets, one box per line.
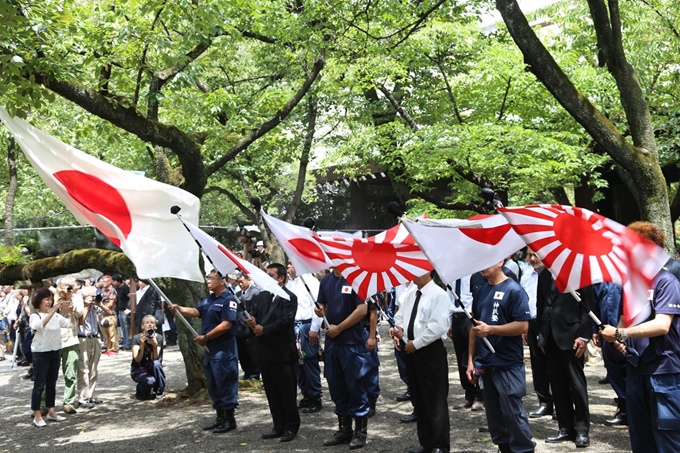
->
[407, 290, 422, 341]
[455, 279, 461, 299]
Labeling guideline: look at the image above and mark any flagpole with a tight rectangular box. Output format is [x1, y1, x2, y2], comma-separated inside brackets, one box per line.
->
[369, 295, 406, 350]
[146, 278, 207, 351]
[171, 207, 253, 321]
[298, 274, 329, 329]
[446, 285, 496, 354]
[569, 290, 604, 327]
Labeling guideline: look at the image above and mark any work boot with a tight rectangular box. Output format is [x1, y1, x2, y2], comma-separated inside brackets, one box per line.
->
[367, 396, 377, 418]
[302, 396, 322, 413]
[497, 443, 512, 453]
[323, 415, 353, 446]
[604, 399, 627, 426]
[203, 410, 226, 430]
[349, 416, 368, 449]
[214, 409, 237, 433]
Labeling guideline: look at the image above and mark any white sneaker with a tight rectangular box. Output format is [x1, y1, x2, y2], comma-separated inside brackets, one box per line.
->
[33, 419, 47, 427]
[46, 414, 66, 422]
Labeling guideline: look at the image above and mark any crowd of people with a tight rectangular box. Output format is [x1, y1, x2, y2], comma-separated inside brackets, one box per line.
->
[1, 220, 679, 452]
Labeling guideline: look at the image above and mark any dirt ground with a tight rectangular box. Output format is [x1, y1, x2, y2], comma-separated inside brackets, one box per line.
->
[0, 322, 632, 452]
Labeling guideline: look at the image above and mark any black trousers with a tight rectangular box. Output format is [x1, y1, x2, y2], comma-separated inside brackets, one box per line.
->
[527, 319, 552, 405]
[261, 360, 300, 433]
[236, 335, 259, 378]
[450, 314, 481, 402]
[544, 332, 589, 434]
[405, 340, 450, 452]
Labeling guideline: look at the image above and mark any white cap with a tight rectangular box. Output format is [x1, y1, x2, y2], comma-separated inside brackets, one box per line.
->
[256, 241, 264, 247]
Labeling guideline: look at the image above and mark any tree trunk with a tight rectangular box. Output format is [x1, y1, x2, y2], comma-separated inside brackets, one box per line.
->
[161, 277, 208, 395]
[496, 0, 674, 251]
[4, 137, 17, 247]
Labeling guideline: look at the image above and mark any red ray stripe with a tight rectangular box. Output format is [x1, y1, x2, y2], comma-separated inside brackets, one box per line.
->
[554, 248, 577, 292]
[541, 243, 566, 269]
[579, 254, 592, 289]
[506, 207, 559, 223]
[527, 236, 558, 253]
[513, 224, 554, 236]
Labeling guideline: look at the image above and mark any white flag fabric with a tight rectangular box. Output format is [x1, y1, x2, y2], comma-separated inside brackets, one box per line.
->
[0, 108, 204, 282]
[178, 217, 290, 300]
[261, 210, 332, 275]
[401, 214, 525, 284]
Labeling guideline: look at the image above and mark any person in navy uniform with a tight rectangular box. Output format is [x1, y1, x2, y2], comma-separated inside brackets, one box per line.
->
[601, 221, 680, 453]
[315, 268, 370, 449]
[247, 263, 300, 443]
[468, 260, 535, 453]
[168, 269, 239, 434]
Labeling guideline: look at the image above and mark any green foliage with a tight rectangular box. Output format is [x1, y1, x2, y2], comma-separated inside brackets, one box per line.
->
[0, 245, 30, 266]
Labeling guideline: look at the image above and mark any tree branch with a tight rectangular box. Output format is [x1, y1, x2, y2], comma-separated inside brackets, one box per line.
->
[206, 56, 325, 176]
[285, 92, 317, 223]
[36, 75, 206, 196]
[376, 83, 419, 131]
[204, 185, 257, 222]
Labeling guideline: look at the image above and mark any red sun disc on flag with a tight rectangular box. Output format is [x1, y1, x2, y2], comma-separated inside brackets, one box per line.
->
[54, 170, 132, 246]
[289, 238, 328, 263]
[461, 214, 512, 245]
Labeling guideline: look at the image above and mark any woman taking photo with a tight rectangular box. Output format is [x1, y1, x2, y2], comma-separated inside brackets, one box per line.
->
[29, 287, 71, 427]
[130, 314, 166, 400]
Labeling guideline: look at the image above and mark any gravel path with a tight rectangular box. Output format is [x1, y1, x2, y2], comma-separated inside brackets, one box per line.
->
[0, 323, 632, 452]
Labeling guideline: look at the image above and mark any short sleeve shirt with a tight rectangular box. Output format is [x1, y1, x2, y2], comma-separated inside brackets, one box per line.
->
[317, 273, 365, 345]
[629, 270, 680, 375]
[130, 333, 164, 369]
[472, 278, 532, 369]
[196, 290, 238, 351]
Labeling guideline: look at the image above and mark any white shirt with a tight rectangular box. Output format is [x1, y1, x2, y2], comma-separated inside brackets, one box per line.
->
[30, 312, 72, 352]
[4, 293, 20, 321]
[287, 274, 323, 332]
[394, 280, 450, 349]
[60, 294, 84, 348]
[520, 266, 542, 319]
[135, 285, 149, 304]
[449, 275, 473, 315]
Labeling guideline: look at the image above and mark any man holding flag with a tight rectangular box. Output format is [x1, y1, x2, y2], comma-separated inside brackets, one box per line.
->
[601, 221, 680, 453]
[168, 270, 239, 434]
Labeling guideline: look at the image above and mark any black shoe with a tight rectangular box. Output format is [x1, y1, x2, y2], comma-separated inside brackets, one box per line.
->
[262, 430, 283, 439]
[302, 397, 322, 413]
[453, 399, 473, 410]
[89, 398, 103, 404]
[575, 433, 590, 448]
[400, 412, 417, 423]
[78, 401, 94, 409]
[546, 429, 575, 443]
[598, 377, 610, 385]
[604, 411, 627, 426]
[297, 396, 310, 409]
[478, 426, 489, 433]
[431, 449, 447, 453]
[407, 447, 427, 453]
[280, 430, 296, 442]
[529, 402, 553, 418]
[396, 391, 411, 402]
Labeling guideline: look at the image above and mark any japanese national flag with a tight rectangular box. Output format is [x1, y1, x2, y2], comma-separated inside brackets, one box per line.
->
[178, 217, 290, 300]
[401, 214, 525, 284]
[498, 204, 668, 327]
[0, 108, 204, 282]
[261, 210, 332, 275]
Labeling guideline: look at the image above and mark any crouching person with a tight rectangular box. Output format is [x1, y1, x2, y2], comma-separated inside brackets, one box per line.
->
[130, 315, 166, 400]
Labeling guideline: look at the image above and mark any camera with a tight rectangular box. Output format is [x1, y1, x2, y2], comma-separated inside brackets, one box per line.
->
[94, 294, 102, 303]
[146, 329, 155, 339]
[66, 285, 73, 292]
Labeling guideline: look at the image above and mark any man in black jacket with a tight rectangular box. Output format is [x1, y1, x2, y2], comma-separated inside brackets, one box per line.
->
[247, 263, 300, 443]
[537, 269, 593, 448]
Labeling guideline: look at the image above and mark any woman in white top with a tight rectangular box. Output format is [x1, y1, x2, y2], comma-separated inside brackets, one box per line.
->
[29, 287, 71, 427]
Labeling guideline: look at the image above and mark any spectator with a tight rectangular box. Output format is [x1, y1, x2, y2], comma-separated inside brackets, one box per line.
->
[98, 275, 118, 356]
[130, 315, 166, 400]
[29, 287, 70, 427]
[111, 274, 131, 350]
[77, 286, 103, 408]
[55, 278, 83, 414]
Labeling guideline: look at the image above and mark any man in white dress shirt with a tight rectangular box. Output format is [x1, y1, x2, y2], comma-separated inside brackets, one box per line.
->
[286, 262, 324, 413]
[391, 271, 451, 453]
